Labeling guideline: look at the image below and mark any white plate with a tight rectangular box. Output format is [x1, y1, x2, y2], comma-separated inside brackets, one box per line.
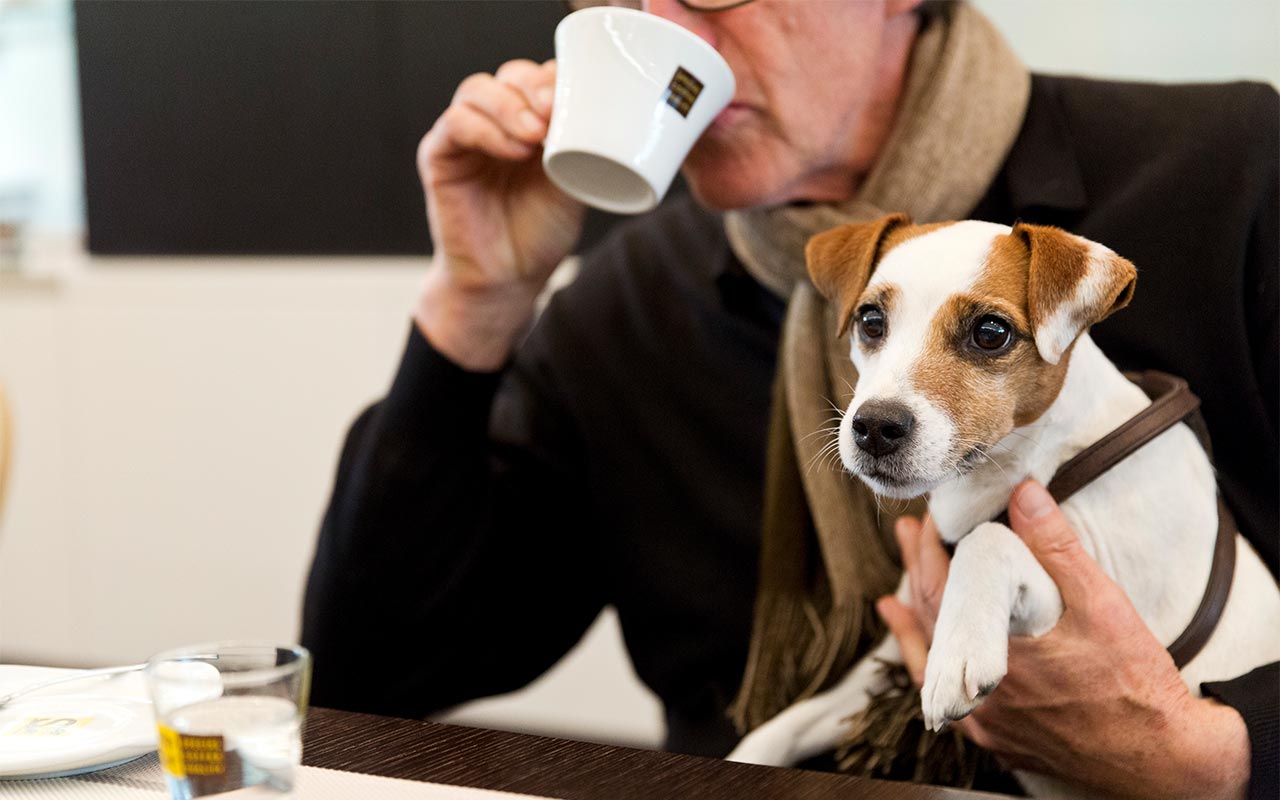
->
[0, 665, 157, 779]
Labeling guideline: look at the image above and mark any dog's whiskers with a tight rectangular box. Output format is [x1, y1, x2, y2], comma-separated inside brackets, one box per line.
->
[953, 435, 1016, 456]
[871, 491, 885, 523]
[801, 422, 843, 444]
[1001, 428, 1043, 448]
[806, 433, 846, 475]
[953, 437, 1014, 483]
[821, 395, 849, 416]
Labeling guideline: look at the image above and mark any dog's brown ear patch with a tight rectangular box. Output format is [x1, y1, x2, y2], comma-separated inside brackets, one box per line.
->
[806, 213, 911, 337]
[1014, 222, 1137, 364]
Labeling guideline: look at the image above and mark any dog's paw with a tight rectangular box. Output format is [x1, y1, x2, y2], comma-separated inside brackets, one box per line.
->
[920, 619, 1008, 732]
[726, 724, 798, 767]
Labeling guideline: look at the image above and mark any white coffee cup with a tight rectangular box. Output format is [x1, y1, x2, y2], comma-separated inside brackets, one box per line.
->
[542, 7, 735, 215]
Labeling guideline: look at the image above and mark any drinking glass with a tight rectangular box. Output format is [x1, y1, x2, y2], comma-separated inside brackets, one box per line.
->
[145, 642, 310, 799]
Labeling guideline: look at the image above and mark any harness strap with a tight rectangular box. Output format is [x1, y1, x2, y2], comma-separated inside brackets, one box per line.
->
[993, 371, 1235, 668]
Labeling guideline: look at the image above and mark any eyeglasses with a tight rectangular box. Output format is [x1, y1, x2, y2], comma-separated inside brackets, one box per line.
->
[569, 0, 759, 12]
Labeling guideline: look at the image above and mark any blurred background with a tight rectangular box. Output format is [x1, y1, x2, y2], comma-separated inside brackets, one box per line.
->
[0, 0, 1276, 751]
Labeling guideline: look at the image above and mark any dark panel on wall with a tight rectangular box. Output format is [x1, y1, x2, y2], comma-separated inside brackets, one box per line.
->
[76, 0, 621, 255]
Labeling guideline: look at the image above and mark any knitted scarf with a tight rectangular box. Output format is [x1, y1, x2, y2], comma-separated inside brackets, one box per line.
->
[726, 1, 1030, 737]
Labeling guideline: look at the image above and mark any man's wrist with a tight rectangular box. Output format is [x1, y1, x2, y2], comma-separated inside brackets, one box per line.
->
[1175, 696, 1250, 799]
[414, 264, 539, 372]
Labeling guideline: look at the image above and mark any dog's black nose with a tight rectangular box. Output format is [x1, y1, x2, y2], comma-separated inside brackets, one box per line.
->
[851, 400, 915, 457]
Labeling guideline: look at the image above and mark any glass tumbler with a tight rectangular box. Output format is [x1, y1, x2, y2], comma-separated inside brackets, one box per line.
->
[145, 642, 311, 799]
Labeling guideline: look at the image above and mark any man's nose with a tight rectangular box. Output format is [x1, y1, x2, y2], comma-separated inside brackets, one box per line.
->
[851, 400, 916, 457]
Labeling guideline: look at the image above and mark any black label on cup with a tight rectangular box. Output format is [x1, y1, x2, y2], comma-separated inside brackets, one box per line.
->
[663, 67, 704, 118]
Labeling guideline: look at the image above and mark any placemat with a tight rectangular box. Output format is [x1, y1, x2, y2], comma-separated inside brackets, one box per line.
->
[1, 753, 556, 799]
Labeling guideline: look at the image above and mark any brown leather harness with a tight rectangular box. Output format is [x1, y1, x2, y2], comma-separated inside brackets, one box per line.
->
[992, 370, 1236, 668]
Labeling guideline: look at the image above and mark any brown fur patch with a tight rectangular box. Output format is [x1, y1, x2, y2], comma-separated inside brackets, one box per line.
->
[807, 217, 958, 337]
[1014, 223, 1090, 332]
[970, 231, 1030, 320]
[909, 231, 1077, 465]
[911, 294, 1018, 457]
[807, 214, 909, 337]
[1016, 222, 1137, 341]
[976, 232, 1075, 427]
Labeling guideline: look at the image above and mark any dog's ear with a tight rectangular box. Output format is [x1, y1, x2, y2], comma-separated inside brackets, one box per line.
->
[806, 213, 911, 337]
[1016, 222, 1137, 365]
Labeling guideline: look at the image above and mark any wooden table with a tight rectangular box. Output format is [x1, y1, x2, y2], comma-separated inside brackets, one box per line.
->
[303, 706, 1004, 799]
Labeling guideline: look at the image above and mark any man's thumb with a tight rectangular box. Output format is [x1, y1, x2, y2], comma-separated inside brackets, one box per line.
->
[1008, 479, 1109, 603]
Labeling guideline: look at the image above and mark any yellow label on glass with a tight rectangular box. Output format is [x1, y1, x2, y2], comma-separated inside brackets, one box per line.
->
[3, 716, 93, 737]
[158, 724, 186, 778]
[158, 724, 226, 779]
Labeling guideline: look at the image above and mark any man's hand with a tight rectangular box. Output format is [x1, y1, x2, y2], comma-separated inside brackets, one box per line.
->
[415, 58, 586, 371]
[877, 480, 1250, 799]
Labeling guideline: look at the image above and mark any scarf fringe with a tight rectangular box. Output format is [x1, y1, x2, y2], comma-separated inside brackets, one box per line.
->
[836, 660, 1005, 789]
[730, 595, 881, 733]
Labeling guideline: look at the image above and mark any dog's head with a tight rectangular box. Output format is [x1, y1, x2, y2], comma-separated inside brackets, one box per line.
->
[808, 215, 1136, 498]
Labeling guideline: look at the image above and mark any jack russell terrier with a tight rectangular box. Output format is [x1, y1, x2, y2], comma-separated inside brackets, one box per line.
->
[727, 216, 1280, 797]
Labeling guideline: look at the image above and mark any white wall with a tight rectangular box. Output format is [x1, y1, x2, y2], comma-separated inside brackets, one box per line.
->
[0, 0, 1275, 753]
[0, 248, 663, 748]
[973, 0, 1279, 87]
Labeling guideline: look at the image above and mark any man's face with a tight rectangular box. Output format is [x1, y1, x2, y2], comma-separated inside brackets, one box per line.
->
[644, 0, 911, 209]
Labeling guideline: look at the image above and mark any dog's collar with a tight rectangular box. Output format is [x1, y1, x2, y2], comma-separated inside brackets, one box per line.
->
[993, 370, 1235, 669]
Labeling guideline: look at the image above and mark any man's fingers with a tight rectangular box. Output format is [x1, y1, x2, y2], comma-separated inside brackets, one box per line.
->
[950, 715, 991, 751]
[876, 596, 928, 686]
[536, 60, 558, 115]
[494, 58, 557, 118]
[894, 515, 922, 574]
[1008, 480, 1113, 606]
[909, 515, 949, 636]
[894, 514, 947, 637]
[453, 72, 547, 145]
[428, 103, 535, 166]
[916, 515, 950, 591]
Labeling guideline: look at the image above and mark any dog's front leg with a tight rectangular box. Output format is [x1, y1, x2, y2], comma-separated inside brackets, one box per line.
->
[921, 522, 1062, 730]
[728, 575, 911, 767]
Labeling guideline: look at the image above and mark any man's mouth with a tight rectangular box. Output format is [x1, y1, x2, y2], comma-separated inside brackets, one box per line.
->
[709, 102, 752, 133]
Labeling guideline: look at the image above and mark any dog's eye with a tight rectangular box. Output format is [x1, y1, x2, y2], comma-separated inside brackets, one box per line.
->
[971, 315, 1013, 351]
[857, 306, 886, 341]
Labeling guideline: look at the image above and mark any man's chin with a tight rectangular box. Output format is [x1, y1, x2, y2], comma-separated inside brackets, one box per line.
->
[682, 169, 766, 211]
[682, 140, 786, 210]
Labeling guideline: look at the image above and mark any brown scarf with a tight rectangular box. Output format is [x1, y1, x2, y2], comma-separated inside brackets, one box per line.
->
[726, 2, 1031, 733]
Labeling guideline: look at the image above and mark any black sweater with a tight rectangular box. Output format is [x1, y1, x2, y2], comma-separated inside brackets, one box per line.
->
[302, 75, 1279, 796]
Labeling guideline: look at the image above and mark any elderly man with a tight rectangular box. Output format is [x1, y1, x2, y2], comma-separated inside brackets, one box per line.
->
[302, 1, 1277, 797]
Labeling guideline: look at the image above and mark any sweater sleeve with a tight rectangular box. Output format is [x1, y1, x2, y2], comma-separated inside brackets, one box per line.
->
[300, 322, 607, 719]
[1202, 663, 1279, 800]
[1202, 90, 1280, 800]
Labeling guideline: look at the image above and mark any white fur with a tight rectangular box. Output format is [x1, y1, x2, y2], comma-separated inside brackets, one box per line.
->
[728, 224, 1280, 797]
